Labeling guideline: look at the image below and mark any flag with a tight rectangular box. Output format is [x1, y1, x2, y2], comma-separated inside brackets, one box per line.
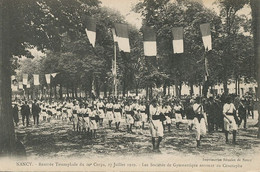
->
[23, 74, 28, 85]
[114, 23, 130, 52]
[45, 74, 51, 84]
[33, 74, 40, 86]
[27, 83, 30, 88]
[18, 82, 23, 90]
[172, 27, 184, 54]
[51, 72, 58, 78]
[143, 26, 157, 56]
[111, 28, 118, 43]
[200, 23, 212, 51]
[84, 16, 96, 47]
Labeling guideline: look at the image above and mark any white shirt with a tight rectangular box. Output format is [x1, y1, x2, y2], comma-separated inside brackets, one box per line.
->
[223, 103, 236, 115]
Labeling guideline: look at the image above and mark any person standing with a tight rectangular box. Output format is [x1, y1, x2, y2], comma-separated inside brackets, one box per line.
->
[12, 103, 19, 126]
[21, 101, 31, 127]
[113, 99, 122, 131]
[238, 99, 247, 129]
[149, 99, 164, 152]
[223, 96, 239, 145]
[32, 99, 41, 125]
[173, 100, 183, 129]
[193, 97, 207, 147]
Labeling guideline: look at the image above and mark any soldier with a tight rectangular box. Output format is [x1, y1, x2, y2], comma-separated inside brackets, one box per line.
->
[89, 106, 98, 139]
[149, 99, 164, 152]
[223, 96, 239, 144]
[96, 99, 105, 127]
[41, 102, 47, 121]
[61, 102, 67, 121]
[139, 100, 147, 130]
[125, 100, 134, 133]
[72, 101, 80, 131]
[162, 101, 172, 132]
[185, 99, 195, 131]
[105, 99, 114, 128]
[82, 103, 90, 135]
[113, 99, 122, 131]
[193, 97, 207, 147]
[173, 100, 183, 129]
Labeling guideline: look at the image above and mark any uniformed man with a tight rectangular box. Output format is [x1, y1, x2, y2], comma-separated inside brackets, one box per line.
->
[125, 100, 134, 133]
[113, 99, 122, 131]
[173, 100, 183, 129]
[97, 99, 105, 127]
[223, 96, 239, 144]
[193, 97, 207, 147]
[89, 106, 98, 139]
[105, 99, 114, 128]
[149, 99, 164, 152]
[162, 101, 172, 132]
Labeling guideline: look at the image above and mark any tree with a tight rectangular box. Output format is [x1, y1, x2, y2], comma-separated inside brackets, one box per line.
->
[0, 0, 101, 155]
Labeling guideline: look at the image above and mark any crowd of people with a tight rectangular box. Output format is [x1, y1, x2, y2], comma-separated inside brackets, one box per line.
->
[12, 94, 256, 152]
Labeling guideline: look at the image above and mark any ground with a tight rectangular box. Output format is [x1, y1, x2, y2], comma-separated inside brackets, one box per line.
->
[15, 113, 260, 159]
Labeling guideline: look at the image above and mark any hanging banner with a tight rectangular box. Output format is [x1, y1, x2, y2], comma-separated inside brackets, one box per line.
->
[27, 83, 31, 88]
[200, 23, 212, 51]
[143, 26, 157, 56]
[33, 74, 40, 86]
[172, 27, 184, 54]
[84, 16, 96, 47]
[23, 74, 28, 85]
[114, 23, 130, 52]
[45, 74, 51, 84]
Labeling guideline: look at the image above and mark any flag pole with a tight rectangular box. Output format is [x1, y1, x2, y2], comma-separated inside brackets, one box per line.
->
[114, 41, 117, 97]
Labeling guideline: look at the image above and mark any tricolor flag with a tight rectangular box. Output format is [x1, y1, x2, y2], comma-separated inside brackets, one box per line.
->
[33, 74, 40, 86]
[114, 23, 130, 52]
[45, 74, 51, 84]
[200, 23, 212, 51]
[84, 16, 96, 47]
[143, 26, 157, 56]
[23, 74, 28, 85]
[51, 72, 58, 78]
[172, 27, 184, 54]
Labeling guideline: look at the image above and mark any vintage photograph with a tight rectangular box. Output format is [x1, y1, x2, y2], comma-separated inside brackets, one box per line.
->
[0, 0, 260, 171]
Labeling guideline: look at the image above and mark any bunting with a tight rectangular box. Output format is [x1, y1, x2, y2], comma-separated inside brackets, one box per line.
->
[200, 23, 212, 51]
[45, 74, 51, 84]
[172, 27, 184, 54]
[114, 23, 130, 52]
[23, 74, 28, 85]
[143, 26, 157, 56]
[33, 74, 40, 86]
[51, 73, 58, 78]
[84, 16, 96, 47]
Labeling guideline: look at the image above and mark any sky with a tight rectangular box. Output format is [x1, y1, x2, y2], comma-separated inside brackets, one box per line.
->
[100, 0, 251, 29]
[28, 0, 251, 58]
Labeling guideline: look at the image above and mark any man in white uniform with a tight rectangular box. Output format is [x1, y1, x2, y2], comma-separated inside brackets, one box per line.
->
[149, 99, 164, 152]
[193, 97, 207, 147]
[223, 96, 239, 144]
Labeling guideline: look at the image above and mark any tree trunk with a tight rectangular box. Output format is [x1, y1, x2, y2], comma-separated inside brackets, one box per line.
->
[251, 0, 260, 138]
[104, 83, 107, 98]
[59, 84, 63, 100]
[0, 0, 15, 155]
[150, 86, 153, 98]
[135, 84, 138, 96]
[168, 85, 170, 96]
[223, 80, 228, 95]
[122, 79, 126, 97]
[66, 86, 69, 98]
[179, 82, 182, 97]
[163, 84, 166, 96]
[146, 86, 149, 100]
[75, 86, 78, 98]
[190, 83, 194, 96]
[54, 85, 57, 99]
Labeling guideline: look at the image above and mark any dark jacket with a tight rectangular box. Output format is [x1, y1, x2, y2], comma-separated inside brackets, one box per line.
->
[32, 103, 41, 116]
[21, 104, 30, 116]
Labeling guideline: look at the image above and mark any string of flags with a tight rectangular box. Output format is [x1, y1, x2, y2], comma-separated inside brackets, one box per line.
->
[82, 15, 212, 55]
[11, 73, 59, 91]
